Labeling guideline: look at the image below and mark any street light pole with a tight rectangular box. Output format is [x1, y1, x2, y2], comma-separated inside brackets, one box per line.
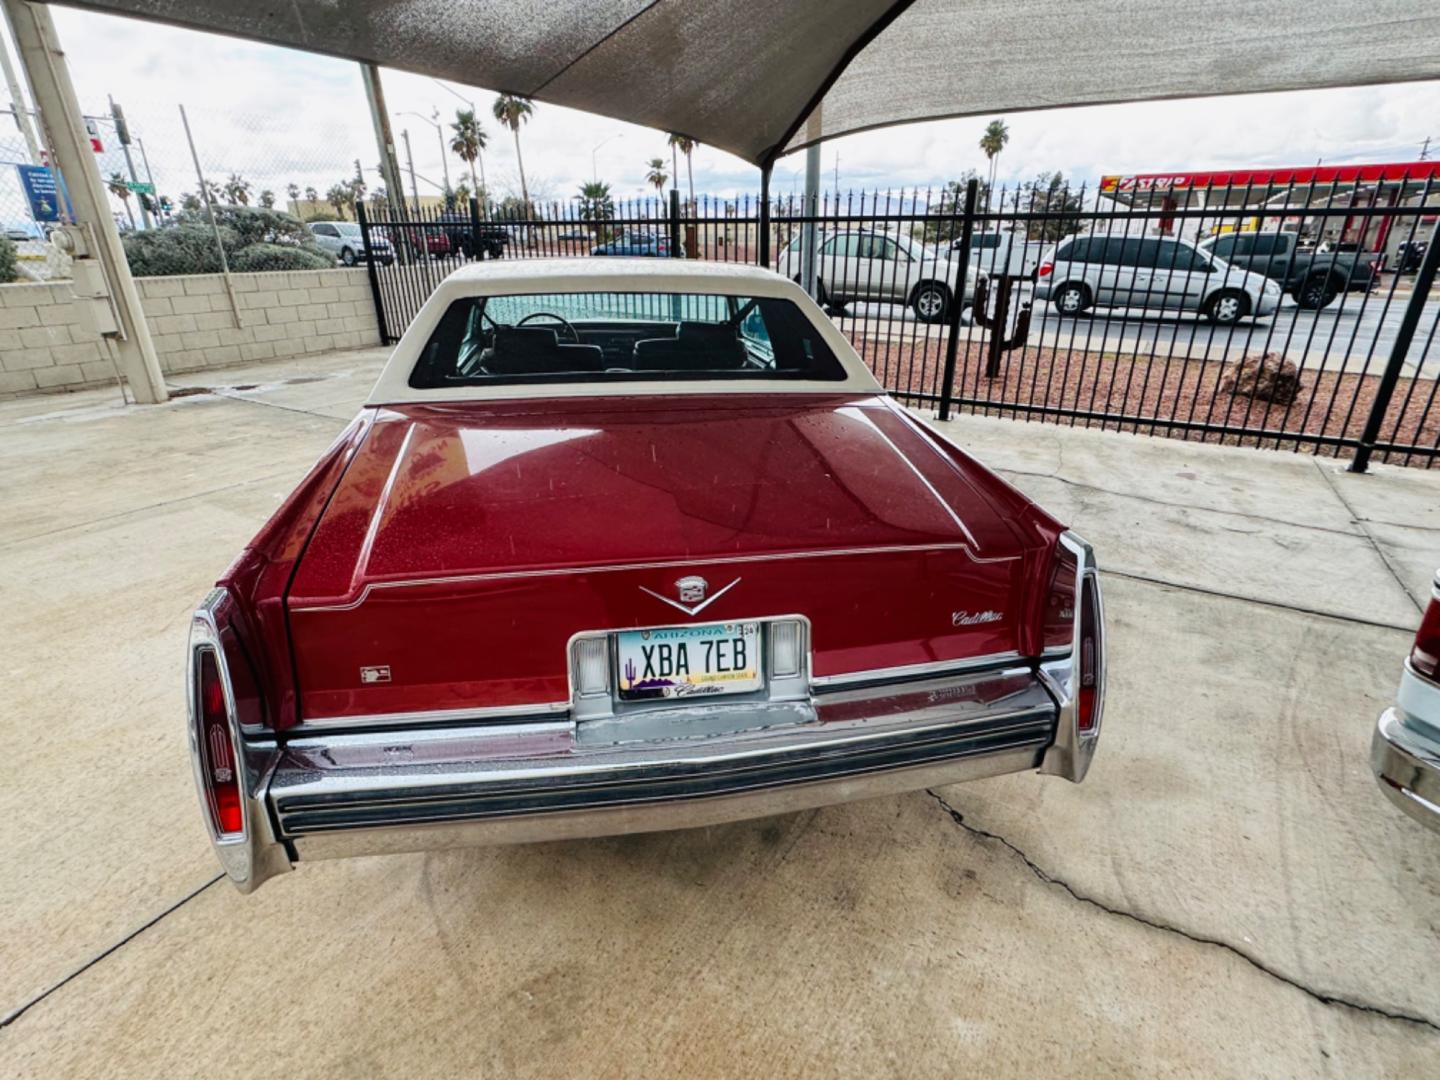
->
[402, 128, 419, 212]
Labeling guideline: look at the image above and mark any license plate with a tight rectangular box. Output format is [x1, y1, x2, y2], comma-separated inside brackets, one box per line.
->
[615, 622, 763, 701]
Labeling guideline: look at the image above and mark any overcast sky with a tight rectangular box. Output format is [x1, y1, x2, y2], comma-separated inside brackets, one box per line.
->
[2, 5, 1435, 211]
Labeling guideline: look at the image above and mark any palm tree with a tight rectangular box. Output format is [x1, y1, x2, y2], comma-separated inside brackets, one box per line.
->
[107, 172, 135, 228]
[326, 182, 352, 219]
[449, 108, 489, 212]
[644, 157, 669, 195]
[202, 178, 224, 206]
[286, 182, 300, 203]
[492, 93, 535, 211]
[667, 133, 698, 210]
[224, 173, 252, 206]
[577, 180, 613, 232]
[304, 185, 318, 205]
[259, 189, 276, 209]
[979, 120, 1010, 208]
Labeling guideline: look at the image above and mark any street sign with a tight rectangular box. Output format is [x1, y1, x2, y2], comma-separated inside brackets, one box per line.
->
[126, 181, 154, 195]
[16, 164, 62, 222]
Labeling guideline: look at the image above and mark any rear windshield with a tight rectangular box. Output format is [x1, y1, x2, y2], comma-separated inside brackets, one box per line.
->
[408, 291, 848, 387]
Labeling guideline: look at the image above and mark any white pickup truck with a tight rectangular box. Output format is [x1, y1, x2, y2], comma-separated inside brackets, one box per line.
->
[955, 231, 1045, 280]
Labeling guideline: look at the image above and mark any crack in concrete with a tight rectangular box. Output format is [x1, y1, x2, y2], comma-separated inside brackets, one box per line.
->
[995, 464, 1367, 541]
[0, 875, 223, 1030]
[925, 791, 1440, 1034]
[1101, 567, 1415, 635]
[1312, 460, 1427, 618]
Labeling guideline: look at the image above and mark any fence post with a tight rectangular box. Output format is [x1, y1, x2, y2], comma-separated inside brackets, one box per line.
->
[1348, 220, 1440, 473]
[668, 188, 681, 258]
[355, 200, 392, 345]
[468, 196, 484, 259]
[758, 164, 772, 267]
[938, 178, 979, 421]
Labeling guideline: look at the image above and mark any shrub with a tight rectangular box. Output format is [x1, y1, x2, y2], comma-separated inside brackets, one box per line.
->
[229, 243, 334, 273]
[0, 234, 17, 283]
[174, 206, 311, 249]
[122, 224, 239, 276]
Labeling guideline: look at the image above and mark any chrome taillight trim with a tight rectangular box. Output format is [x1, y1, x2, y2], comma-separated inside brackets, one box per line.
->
[1038, 531, 1106, 783]
[187, 588, 290, 892]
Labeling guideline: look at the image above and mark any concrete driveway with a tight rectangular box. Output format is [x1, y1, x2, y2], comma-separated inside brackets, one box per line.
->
[2, 348, 1438, 1077]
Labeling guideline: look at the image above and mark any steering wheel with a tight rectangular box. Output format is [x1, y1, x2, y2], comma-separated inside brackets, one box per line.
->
[515, 311, 580, 343]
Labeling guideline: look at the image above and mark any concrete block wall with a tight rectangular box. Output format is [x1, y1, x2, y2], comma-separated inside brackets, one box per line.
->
[0, 267, 379, 397]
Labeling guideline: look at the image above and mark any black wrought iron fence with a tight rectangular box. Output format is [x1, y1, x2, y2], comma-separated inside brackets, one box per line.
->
[357, 172, 1440, 471]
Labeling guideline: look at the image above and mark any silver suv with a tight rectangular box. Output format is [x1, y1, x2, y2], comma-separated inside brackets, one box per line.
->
[1034, 235, 1280, 324]
[307, 221, 393, 266]
[775, 230, 976, 324]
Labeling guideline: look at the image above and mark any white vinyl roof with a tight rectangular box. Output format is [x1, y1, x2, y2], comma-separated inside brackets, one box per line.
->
[54, 0, 1440, 166]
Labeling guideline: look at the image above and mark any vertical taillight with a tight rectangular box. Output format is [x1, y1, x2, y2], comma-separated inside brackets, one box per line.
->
[1077, 576, 1102, 733]
[1412, 588, 1440, 682]
[1042, 544, 1078, 651]
[195, 648, 244, 837]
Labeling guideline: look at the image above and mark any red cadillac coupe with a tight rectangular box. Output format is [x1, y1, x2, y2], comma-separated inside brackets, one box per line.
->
[187, 259, 1106, 891]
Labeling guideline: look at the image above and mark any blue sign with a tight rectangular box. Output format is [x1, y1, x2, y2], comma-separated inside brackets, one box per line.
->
[17, 164, 63, 222]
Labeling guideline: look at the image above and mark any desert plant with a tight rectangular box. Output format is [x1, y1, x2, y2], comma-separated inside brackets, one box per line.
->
[174, 205, 310, 248]
[230, 243, 334, 273]
[121, 224, 239, 276]
[0, 234, 18, 283]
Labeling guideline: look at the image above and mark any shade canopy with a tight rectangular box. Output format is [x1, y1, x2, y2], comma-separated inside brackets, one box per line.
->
[54, 0, 1440, 166]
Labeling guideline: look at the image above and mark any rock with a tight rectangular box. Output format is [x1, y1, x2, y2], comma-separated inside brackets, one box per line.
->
[1223, 353, 1303, 405]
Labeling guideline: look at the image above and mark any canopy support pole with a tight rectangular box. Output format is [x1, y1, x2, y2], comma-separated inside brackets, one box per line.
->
[758, 163, 772, 268]
[5, 0, 166, 403]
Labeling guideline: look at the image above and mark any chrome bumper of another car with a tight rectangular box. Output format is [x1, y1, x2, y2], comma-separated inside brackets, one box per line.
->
[1372, 705, 1440, 833]
[215, 659, 1093, 892]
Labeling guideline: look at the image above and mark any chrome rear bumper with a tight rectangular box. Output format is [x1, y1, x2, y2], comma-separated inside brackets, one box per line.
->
[226, 661, 1083, 892]
[1372, 707, 1440, 832]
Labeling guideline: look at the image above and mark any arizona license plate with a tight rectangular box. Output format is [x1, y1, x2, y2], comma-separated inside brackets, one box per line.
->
[615, 622, 763, 701]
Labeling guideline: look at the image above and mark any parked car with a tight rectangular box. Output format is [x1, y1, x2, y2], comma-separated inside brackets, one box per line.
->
[1394, 240, 1429, 275]
[3, 221, 46, 242]
[592, 231, 674, 257]
[433, 211, 509, 259]
[774, 229, 978, 324]
[1198, 230, 1377, 309]
[954, 231, 1045, 281]
[307, 221, 393, 266]
[1372, 570, 1440, 832]
[1034, 235, 1281, 325]
[185, 259, 1106, 892]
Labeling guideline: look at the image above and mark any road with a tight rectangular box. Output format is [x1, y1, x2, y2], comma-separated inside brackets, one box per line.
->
[836, 283, 1440, 377]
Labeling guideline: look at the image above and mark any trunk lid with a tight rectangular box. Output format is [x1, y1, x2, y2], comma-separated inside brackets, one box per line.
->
[286, 394, 1052, 723]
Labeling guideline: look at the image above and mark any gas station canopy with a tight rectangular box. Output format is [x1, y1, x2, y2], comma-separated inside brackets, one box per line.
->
[50, 0, 1440, 167]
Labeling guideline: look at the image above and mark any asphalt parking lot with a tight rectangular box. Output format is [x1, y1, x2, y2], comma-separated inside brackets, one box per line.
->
[2, 348, 1438, 1077]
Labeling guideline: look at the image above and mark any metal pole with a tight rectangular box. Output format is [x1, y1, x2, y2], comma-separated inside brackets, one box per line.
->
[355, 200, 390, 345]
[5, 0, 165, 403]
[402, 128, 419, 212]
[1348, 218, 1440, 473]
[109, 96, 150, 229]
[938, 178, 979, 422]
[668, 187, 681, 259]
[0, 7, 39, 162]
[758, 163, 772, 268]
[360, 62, 404, 218]
[178, 103, 241, 328]
[434, 114, 450, 194]
[801, 141, 820, 296]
